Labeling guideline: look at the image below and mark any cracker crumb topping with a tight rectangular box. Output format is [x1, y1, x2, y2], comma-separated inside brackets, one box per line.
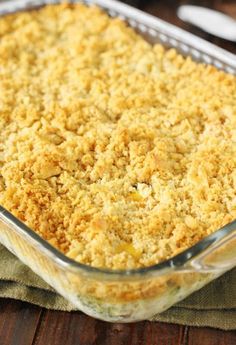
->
[0, 4, 235, 269]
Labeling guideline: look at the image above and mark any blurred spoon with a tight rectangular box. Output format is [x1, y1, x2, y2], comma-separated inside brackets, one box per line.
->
[177, 5, 236, 42]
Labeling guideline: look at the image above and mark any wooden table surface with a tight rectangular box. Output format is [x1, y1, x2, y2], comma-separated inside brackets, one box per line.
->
[0, 1, 236, 344]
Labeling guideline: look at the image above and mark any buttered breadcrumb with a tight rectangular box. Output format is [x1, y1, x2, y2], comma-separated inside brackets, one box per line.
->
[0, 4, 235, 269]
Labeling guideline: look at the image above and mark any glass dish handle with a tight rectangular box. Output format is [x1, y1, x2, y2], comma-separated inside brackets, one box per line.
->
[189, 222, 236, 272]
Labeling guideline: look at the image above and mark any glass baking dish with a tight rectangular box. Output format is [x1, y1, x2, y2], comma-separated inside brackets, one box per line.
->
[0, 0, 235, 322]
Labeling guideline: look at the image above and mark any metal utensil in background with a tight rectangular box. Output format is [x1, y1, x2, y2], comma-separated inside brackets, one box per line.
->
[177, 5, 236, 42]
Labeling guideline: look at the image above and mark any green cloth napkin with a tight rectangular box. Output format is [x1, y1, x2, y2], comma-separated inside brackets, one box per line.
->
[0, 244, 235, 330]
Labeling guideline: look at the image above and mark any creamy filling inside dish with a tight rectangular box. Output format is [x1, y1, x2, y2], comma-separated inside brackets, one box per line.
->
[0, 3, 235, 269]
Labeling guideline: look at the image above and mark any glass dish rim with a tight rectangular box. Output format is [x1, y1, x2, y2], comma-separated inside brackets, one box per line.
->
[1, 205, 235, 277]
[0, 0, 235, 278]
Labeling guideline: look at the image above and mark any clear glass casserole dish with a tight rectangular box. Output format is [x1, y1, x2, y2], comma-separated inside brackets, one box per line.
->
[0, 0, 235, 322]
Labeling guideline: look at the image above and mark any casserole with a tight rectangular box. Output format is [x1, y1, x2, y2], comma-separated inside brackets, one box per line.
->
[0, 0, 235, 322]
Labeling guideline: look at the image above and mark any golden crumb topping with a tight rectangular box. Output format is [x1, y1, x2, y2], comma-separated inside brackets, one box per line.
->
[0, 4, 235, 269]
